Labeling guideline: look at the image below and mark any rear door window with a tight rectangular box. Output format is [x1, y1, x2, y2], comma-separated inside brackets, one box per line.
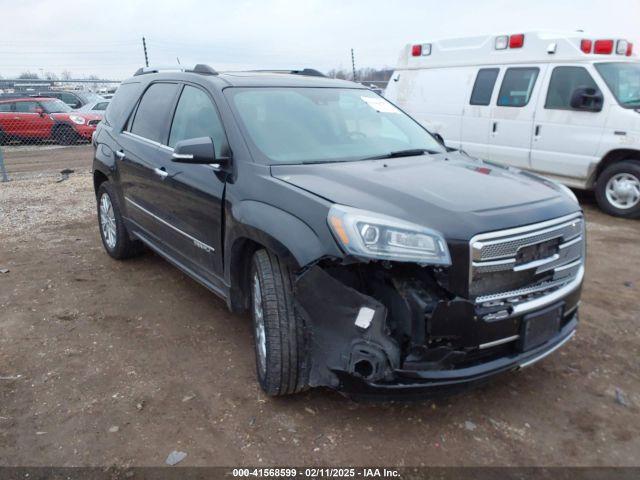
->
[545, 66, 600, 109]
[14, 101, 38, 113]
[168, 85, 229, 157]
[470, 68, 499, 105]
[497, 67, 539, 107]
[129, 83, 180, 144]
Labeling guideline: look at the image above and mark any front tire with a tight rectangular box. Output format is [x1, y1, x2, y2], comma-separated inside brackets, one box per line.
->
[96, 182, 143, 259]
[595, 160, 640, 218]
[250, 249, 308, 396]
[55, 125, 78, 145]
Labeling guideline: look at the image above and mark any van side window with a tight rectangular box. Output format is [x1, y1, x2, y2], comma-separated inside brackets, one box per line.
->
[545, 67, 600, 110]
[168, 85, 229, 157]
[497, 68, 539, 107]
[129, 83, 180, 144]
[470, 68, 499, 105]
[0, 102, 13, 112]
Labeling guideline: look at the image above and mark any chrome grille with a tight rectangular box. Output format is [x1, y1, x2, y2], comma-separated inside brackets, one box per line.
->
[469, 213, 585, 305]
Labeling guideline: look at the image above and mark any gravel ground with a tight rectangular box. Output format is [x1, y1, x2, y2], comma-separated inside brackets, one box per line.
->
[0, 147, 639, 467]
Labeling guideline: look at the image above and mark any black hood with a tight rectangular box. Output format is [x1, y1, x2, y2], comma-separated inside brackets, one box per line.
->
[271, 152, 580, 240]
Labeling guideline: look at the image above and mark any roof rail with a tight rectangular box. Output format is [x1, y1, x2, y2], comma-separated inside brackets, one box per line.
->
[133, 64, 218, 77]
[250, 68, 326, 77]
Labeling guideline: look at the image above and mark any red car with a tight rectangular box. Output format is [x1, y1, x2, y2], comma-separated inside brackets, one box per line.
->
[0, 97, 101, 145]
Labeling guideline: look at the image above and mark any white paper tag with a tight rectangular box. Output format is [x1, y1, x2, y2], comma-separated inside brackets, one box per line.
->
[361, 96, 400, 114]
[355, 307, 375, 330]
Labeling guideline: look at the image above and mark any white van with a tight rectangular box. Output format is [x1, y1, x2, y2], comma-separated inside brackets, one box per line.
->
[385, 31, 640, 218]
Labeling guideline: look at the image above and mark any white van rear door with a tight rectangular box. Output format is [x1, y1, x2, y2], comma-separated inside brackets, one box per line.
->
[488, 65, 547, 169]
[530, 64, 607, 186]
[461, 67, 501, 159]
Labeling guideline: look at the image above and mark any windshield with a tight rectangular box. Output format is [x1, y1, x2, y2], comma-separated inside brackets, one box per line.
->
[595, 62, 640, 108]
[41, 99, 71, 113]
[225, 88, 445, 164]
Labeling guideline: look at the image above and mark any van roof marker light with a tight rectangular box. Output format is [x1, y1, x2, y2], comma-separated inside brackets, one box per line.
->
[509, 34, 525, 48]
[616, 40, 629, 55]
[594, 39, 614, 54]
[580, 39, 592, 54]
[495, 35, 508, 50]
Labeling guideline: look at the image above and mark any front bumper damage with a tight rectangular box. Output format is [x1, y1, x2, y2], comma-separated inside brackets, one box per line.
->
[295, 263, 580, 399]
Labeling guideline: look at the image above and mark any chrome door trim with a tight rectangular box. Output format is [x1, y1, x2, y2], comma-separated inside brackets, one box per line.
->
[125, 197, 215, 253]
[122, 131, 174, 152]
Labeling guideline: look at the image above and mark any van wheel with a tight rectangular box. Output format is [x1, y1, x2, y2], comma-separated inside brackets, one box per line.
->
[250, 249, 308, 396]
[96, 182, 144, 259]
[595, 160, 640, 218]
[55, 125, 78, 145]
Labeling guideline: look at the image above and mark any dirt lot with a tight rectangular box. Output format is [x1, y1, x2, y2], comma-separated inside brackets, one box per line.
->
[0, 146, 639, 467]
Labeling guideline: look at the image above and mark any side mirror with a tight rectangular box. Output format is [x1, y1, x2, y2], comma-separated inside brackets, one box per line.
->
[433, 133, 445, 145]
[35, 107, 45, 117]
[570, 87, 603, 112]
[172, 137, 230, 169]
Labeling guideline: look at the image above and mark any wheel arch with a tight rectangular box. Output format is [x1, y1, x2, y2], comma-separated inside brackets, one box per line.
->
[93, 169, 110, 196]
[225, 201, 330, 313]
[590, 148, 640, 187]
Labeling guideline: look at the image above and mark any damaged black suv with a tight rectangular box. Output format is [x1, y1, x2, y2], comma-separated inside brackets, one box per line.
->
[92, 65, 584, 397]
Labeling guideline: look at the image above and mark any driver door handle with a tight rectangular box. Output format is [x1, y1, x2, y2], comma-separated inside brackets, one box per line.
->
[154, 167, 168, 179]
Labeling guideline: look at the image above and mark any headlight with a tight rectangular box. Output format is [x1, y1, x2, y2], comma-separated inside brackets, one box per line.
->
[69, 115, 86, 125]
[557, 183, 579, 204]
[327, 205, 451, 266]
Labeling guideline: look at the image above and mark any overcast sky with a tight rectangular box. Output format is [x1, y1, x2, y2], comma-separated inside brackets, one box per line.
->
[1, 0, 639, 79]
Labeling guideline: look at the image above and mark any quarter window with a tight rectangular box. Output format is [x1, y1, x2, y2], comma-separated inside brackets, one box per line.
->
[129, 83, 180, 144]
[497, 68, 539, 107]
[93, 102, 109, 111]
[545, 67, 600, 110]
[470, 68, 499, 106]
[169, 85, 229, 156]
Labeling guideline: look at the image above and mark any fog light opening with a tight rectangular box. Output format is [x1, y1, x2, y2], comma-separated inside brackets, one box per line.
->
[354, 359, 374, 379]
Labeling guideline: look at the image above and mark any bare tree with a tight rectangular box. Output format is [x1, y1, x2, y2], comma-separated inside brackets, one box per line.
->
[44, 71, 59, 81]
[18, 71, 39, 79]
[60, 70, 72, 81]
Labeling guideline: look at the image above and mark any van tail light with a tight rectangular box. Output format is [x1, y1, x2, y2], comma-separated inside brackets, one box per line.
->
[509, 34, 524, 48]
[627, 43, 634, 56]
[580, 39, 592, 54]
[411, 44, 422, 56]
[594, 39, 614, 54]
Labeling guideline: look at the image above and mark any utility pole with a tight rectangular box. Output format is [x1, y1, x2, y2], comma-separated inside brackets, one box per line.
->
[0, 146, 9, 182]
[142, 37, 149, 67]
[351, 48, 357, 82]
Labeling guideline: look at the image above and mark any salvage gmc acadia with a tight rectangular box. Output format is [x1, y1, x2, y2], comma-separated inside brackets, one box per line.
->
[92, 65, 585, 397]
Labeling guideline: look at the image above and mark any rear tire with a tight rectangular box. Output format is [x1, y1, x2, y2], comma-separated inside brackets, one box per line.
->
[54, 125, 78, 145]
[250, 249, 308, 396]
[96, 182, 144, 260]
[595, 160, 640, 218]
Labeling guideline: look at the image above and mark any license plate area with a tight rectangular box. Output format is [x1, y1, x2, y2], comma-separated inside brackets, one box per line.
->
[518, 303, 564, 351]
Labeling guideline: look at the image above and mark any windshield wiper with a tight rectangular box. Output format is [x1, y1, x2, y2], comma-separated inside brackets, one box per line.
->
[623, 97, 640, 105]
[362, 148, 437, 160]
